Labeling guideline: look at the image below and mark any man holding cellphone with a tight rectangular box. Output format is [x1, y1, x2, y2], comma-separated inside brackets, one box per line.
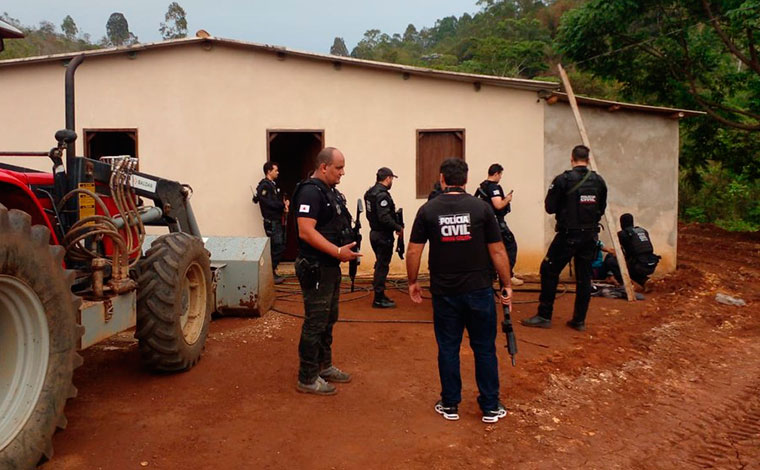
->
[475, 164, 523, 286]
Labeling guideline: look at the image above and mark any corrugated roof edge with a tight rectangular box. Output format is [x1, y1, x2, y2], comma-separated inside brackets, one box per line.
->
[549, 92, 704, 118]
[0, 36, 558, 92]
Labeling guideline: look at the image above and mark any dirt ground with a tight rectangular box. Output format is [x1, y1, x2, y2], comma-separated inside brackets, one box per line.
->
[41, 224, 760, 470]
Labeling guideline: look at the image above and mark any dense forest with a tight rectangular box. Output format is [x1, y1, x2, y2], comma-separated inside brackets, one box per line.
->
[2, 1, 758, 230]
[337, 0, 760, 231]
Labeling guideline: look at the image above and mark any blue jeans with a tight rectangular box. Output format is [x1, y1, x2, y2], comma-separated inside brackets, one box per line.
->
[432, 287, 500, 412]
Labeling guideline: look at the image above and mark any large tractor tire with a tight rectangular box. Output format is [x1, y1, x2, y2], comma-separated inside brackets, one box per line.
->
[135, 232, 212, 372]
[0, 206, 82, 469]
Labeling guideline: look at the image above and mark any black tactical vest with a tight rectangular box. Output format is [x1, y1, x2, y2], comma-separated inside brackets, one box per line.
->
[364, 183, 395, 231]
[292, 178, 354, 247]
[625, 226, 654, 257]
[562, 169, 603, 231]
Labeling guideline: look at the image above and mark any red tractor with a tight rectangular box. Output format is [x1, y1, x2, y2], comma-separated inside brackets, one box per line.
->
[0, 20, 272, 468]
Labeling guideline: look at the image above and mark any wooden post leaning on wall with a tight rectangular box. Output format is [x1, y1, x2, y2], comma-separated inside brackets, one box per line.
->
[557, 64, 636, 302]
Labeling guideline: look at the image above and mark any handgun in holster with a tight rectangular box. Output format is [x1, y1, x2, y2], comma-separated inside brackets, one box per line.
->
[295, 257, 320, 289]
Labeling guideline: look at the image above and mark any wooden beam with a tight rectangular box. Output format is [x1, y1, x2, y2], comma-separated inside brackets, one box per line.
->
[557, 64, 637, 302]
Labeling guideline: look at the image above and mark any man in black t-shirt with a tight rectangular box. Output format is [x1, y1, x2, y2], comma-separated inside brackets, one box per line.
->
[407, 157, 512, 424]
[475, 163, 523, 286]
[292, 147, 361, 396]
[522, 145, 607, 332]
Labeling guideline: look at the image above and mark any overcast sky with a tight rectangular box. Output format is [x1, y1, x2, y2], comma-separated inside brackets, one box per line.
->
[3, 1, 481, 53]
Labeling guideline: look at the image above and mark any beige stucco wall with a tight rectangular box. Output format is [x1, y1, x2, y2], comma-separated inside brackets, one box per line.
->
[543, 104, 679, 274]
[0, 42, 547, 275]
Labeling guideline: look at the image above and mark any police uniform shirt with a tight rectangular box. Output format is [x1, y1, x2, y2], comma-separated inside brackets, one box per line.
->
[478, 180, 510, 220]
[365, 183, 403, 233]
[409, 193, 501, 296]
[618, 226, 654, 260]
[256, 178, 285, 220]
[294, 179, 343, 267]
[545, 167, 607, 231]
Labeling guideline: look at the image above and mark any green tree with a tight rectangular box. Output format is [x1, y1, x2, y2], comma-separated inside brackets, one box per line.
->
[330, 37, 348, 56]
[159, 2, 188, 40]
[403, 24, 418, 43]
[106, 12, 137, 46]
[61, 15, 78, 39]
[556, 0, 760, 132]
[0, 13, 100, 60]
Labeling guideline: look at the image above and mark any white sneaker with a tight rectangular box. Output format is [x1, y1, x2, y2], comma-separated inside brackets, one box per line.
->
[511, 277, 524, 286]
[482, 402, 508, 423]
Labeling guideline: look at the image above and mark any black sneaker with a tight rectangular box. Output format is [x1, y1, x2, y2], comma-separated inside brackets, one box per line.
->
[434, 400, 459, 421]
[482, 402, 508, 423]
[566, 320, 586, 331]
[521, 315, 552, 328]
[372, 295, 396, 309]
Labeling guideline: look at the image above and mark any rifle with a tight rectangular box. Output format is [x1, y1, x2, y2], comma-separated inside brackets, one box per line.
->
[349, 198, 363, 292]
[281, 192, 289, 228]
[502, 302, 518, 367]
[395, 208, 405, 260]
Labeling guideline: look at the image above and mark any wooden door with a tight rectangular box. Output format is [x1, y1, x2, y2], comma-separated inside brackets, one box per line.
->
[416, 129, 465, 198]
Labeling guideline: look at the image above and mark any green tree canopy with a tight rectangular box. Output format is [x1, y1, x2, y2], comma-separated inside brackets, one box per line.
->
[159, 2, 188, 40]
[61, 15, 78, 39]
[106, 12, 137, 46]
[556, 0, 760, 132]
[330, 37, 348, 56]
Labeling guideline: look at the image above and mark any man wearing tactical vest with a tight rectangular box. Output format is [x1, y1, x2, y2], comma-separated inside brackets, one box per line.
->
[522, 145, 607, 331]
[618, 213, 660, 290]
[475, 163, 524, 286]
[292, 147, 361, 395]
[254, 161, 289, 284]
[364, 167, 404, 308]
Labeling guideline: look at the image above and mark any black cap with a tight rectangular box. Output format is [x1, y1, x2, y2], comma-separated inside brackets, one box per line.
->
[620, 213, 634, 229]
[377, 167, 398, 180]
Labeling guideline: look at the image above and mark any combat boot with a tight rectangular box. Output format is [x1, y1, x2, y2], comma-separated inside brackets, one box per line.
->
[521, 315, 552, 328]
[566, 319, 586, 331]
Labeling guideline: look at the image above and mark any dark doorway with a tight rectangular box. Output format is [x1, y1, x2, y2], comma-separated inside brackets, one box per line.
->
[83, 129, 138, 163]
[267, 130, 324, 261]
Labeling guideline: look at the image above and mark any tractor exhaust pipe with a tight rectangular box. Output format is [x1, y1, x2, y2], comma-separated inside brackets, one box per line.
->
[65, 54, 85, 166]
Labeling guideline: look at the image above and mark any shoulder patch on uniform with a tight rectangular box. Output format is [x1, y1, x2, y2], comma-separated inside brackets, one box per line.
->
[299, 204, 310, 213]
[493, 189, 500, 195]
[380, 199, 388, 207]
[261, 189, 268, 196]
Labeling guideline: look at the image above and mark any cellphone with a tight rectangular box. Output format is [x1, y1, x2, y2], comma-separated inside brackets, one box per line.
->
[508, 189, 514, 195]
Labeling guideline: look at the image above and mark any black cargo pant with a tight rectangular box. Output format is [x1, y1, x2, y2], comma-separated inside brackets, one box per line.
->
[296, 262, 342, 384]
[537, 230, 596, 323]
[500, 223, 518, 278]
[264, 218, 286, 272]
[370, 230, 394, 295]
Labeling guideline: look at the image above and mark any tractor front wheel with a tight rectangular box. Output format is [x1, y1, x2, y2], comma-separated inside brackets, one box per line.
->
[135, 232, 212, 372]
[0, 206, 81, 469]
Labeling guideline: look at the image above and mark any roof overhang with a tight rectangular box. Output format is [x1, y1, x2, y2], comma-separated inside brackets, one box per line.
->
[544, 92, 704, 118]
[0, 36, 559, 93]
